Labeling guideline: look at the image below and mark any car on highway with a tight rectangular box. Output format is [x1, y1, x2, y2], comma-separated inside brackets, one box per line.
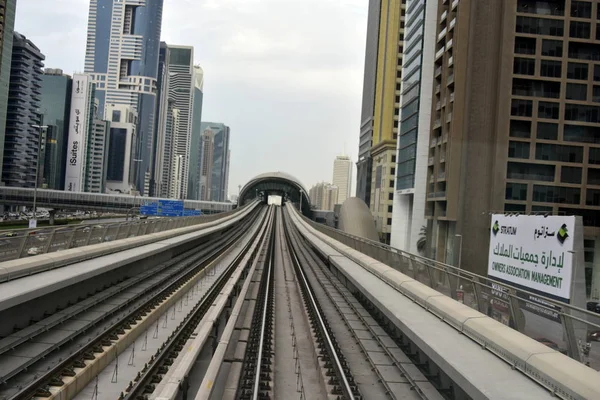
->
[535, 337, 568, 354]
[1, 232, 17, 237]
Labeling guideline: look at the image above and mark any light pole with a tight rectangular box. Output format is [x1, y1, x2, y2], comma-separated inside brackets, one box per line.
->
[299, 189, 303, 212]
[128, 159, 143, 220]
[455, 234, 463, 289]
[31, 116, 48, 229]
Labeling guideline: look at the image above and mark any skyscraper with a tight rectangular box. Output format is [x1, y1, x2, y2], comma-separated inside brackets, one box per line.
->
[40, 68, 72, 190]
[199, 127, 214, 201]
[166, 45, 195, 199]
[0, 0, 16, 183]
[390, 0, 438, 254]
[424, 0, 600, 284]
[309, 182, 338, 211]
[332, 155, 352, 205]
[356, 0, 382, 207]
[370, 0, 406, 244]
[105, 104, 137, 194]
[153, 42, 195, 199]
[199, 122, 230, 203]
[188, 65, 204, 200]
[2, 32, 44, 188]
[64, 74, 96, 193]
[87, 118, 110, 193]
[84, 0, 164, 195]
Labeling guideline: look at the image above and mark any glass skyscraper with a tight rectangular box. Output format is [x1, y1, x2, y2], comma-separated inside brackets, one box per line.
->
[188, 66, 204, 200]
[40, 69, 72, 190]
[2, 32, 44, 188]
[0, 0, 16, 183]
[390, 0, 437, 253]
[84, 0, 164, 195]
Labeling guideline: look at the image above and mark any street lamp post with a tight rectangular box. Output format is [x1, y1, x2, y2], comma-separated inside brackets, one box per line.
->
[455, 234, 463, 290]
[128, 159, 143, 221]
[31, 116, 48, 229]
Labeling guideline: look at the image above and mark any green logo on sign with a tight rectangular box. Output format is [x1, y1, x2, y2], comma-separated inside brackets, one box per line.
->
[492, 221, 500, 236]
[557, 224, 569, 244]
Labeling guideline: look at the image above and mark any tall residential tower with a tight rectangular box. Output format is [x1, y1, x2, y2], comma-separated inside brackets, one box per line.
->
[357, 0, 383, 207]
[0, 0, 16, 183]
[424, 0, 600, 292]
[370, 0, 406, 244]
[188, 65, 204, 200]
[332, 155, 352, 205]
[2, 32, 44, 188]
[390, 0, 438, 254]
[84, 0, 164, 195]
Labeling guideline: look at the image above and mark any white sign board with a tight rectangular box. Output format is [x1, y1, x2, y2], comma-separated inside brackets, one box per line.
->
[64, 74, 90, 192]
[488, 214, 575, 301]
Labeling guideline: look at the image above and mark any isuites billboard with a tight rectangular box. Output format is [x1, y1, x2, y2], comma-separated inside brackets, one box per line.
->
[64, 74, 90, 192]
[488, 214, 575, 301]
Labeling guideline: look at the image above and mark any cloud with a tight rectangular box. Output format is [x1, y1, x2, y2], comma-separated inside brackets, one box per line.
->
[15, 0, 367, 197]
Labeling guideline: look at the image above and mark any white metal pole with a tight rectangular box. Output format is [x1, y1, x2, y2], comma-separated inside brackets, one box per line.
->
[456, 234, 463, 289]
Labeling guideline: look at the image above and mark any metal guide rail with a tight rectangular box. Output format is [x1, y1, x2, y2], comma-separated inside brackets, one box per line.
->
[281, 211, 357, 399]
[236, 209, 276, 399]
[121, 207, 275, 400]
[1, 207, 263, 400]
[0, 201, 243, 263]
[288, 204, 600, 400]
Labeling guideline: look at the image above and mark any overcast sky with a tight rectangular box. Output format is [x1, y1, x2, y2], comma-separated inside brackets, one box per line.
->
[15, 0, 367, 198]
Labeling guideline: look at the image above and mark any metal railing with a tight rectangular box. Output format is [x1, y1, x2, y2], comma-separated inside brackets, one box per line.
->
[303, 216, 600, 370]
[0, 208, 242, 263]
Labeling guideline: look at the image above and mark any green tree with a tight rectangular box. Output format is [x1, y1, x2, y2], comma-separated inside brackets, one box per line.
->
[416, 225, 427, 255]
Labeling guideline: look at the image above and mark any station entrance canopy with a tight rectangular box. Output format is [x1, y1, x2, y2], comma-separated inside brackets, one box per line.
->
[239, 172, 311, 214]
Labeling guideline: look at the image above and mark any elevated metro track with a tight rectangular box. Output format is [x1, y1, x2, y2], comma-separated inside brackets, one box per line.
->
[0, 203, 598, 400]
[0, 187, 232, 214]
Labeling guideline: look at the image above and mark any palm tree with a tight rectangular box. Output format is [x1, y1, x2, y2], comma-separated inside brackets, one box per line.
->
[416, 225, 427, 255]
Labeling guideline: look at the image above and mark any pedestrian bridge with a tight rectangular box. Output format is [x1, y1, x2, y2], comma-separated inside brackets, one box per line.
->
[0, 186, 232, 214]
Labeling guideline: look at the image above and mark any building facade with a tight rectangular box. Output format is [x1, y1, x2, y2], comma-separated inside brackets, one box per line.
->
[86, 118, 110, 193]
[166, 45, 195, 199]
[153, 43, 195, 199]
[0, 0, 16, 183]
[64, 74, 96, 193]
[40, 69, 72, 190]
[370, 0, 407, 244]
[332, 154, 353, 205]
[105, 104, 137, 194]
[188, 65, 204, 200]
[2, 32, 44, 188]
[210, 123, 230, 203]
[357, 0, 383, 207]
[199, 126, 214, 201]
[199, 122, 230, 203]
[390, 0, 438, 254]
[84, 0, 164, 195]
[309, 182, 339, 211]
[424, 0, 600, 295]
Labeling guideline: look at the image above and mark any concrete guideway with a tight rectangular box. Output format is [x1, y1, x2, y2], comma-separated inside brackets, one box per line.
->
[0, 206, 265, 400]
[168, 206, 443, 400]
[0, 202, 259, 316]
[0, 201, 255, 284]
[284, 211, 440, 400]
[287, 204, 598, 399]
[3, 202, 599, 400]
